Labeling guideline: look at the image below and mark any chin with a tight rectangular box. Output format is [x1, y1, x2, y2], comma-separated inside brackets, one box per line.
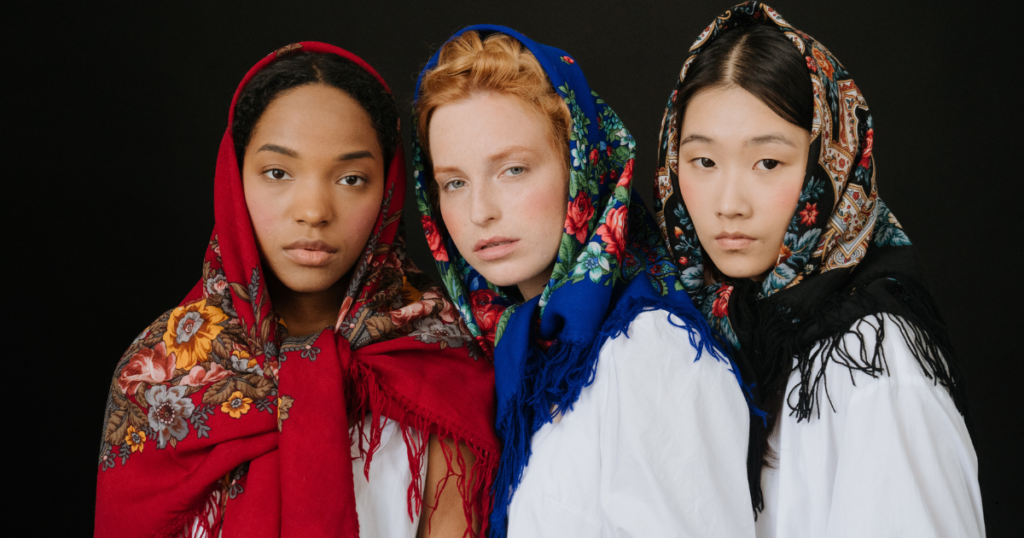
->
[276, 269, 345, 294]
[709, 254, 774, 281]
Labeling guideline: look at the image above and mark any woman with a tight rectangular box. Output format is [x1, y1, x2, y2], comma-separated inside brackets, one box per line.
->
[414, 27, 756, 537]
[95, 43, 499, 538]
[654, 3, 984, 536]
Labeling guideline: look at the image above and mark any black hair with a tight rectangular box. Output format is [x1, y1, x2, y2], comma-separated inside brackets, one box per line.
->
[674, 23, 813, 133]
[232, 51, 399, 170]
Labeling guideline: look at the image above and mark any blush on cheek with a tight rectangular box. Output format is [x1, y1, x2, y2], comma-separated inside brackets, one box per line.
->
[244, 195, 283, 252]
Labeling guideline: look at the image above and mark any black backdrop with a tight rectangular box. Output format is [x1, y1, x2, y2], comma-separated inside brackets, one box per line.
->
[9, 0, 1020, 535]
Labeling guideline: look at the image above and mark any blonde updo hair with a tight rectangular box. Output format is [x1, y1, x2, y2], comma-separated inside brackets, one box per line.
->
[416, 31, 572, 169]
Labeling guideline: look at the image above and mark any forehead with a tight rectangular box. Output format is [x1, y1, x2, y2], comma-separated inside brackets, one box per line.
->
[252, 84, 380, 153]
[681, 86, 800, 140]
[428, 92, 555, 160]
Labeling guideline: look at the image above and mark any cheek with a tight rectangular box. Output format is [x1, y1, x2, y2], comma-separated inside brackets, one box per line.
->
[244, 184, 285, 249]
[521, 177, 568, 239]
[338, 193, 383, 246]
[757, 174, 805, 233]
[676, 174, 714, 237]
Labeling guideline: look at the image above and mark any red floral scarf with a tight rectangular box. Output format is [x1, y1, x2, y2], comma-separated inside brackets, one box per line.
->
[95, 42, 498, 538]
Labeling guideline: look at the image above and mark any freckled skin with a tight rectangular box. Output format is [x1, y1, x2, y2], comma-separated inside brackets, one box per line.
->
[429, 92, 567, 301]
[241, 84, 385, 334]
[676, 87, 810, 281]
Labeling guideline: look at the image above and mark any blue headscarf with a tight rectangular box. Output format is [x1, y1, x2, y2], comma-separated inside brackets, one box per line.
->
[413, 25, 751, 536]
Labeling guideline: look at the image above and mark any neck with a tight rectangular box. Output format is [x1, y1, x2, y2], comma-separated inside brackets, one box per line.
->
[517, 262, 555, 302]
[267, 274, 348, 337]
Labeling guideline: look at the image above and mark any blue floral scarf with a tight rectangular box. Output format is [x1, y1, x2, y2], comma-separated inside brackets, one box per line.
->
[413, 25, 747, 536]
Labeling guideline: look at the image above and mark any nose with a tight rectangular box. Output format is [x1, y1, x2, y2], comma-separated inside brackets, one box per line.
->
[291, 178, 333, 227]
[469, 179, 500, 227]
[715, 169, 753, 220]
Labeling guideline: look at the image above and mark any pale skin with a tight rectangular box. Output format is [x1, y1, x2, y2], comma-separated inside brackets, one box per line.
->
[676, 86, 811, 281]
[429, 91, 568, 302]
[242, 83, 475, 537]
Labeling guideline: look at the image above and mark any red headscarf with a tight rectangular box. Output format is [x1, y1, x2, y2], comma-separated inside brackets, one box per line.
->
[95, 42, 498, 538]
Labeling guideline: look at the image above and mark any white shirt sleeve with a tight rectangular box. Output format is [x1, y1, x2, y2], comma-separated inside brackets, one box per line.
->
[758, 314, 984, 538]
[598, 309, 755, 537]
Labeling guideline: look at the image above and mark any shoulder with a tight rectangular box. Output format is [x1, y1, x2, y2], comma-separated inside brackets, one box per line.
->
[598, 308, 740, 387]
[821, 313, 946, 388]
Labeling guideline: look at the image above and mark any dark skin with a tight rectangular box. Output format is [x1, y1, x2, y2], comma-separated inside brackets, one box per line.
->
[242, 83, 479, 536]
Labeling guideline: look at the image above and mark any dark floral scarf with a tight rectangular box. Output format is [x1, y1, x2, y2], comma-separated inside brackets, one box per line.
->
[654, 1, 968, 508]
[96, 42, 499, 538]
[413, 25, 745, 537]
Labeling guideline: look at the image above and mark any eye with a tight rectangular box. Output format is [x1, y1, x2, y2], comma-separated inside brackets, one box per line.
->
[506, 166, 525, 176]
[695, 157, 716, 169]
[756, 159, 780, 170]
[263, 168, 291, 181]
[338, 175, 366, 186]
[443, 179, 467, 192]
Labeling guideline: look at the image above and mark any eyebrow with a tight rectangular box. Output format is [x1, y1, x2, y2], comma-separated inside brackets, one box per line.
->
[678, 133, 796, 147]
[432, 146, 535, 177]
[337, 150, 374, 161]
[255, 145, 375, 161]
[256, 143, 298, 157]
[746, 133, 796, 147]
[679, 134, 714, 147]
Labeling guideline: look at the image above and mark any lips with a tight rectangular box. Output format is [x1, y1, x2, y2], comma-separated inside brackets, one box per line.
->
[282, 239, 338, 267]
[714, 232, 756, 250]
[473, 236, 519, 262]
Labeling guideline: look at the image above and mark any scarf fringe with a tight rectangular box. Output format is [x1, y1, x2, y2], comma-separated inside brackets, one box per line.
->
[160, 485, 223, 538]
[346, 359, 497, 538]
[746, 274, 969, 496]
[488, 294, 749, 538]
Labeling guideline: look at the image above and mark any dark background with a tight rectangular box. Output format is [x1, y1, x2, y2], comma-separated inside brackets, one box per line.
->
[9, 0, 1020, 535]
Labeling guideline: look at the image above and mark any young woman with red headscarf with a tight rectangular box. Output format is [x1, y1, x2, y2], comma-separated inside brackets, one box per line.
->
[95, 43, 499, 538]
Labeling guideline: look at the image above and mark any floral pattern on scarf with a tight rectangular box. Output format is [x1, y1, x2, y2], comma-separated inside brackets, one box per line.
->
[654, 1, 907, 342]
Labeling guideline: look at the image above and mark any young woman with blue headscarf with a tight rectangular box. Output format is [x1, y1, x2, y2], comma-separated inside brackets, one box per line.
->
[413, 27, 758, 537]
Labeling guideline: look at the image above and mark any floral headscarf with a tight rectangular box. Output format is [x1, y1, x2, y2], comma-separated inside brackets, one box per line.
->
[96, 42, 499, 537]
[655, 2, 965, 446]
[413, 25, 742, 536]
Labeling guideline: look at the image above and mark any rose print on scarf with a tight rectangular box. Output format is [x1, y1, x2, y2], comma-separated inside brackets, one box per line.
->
[179, 362, 233, 387]
[596, 205, 628, 263]
[565, 195, 594, 243]
[119, 341, 176, 397]
[712, 285, 733, 318]
[421, 215, 449, 262]
[859, 128, 873, 169]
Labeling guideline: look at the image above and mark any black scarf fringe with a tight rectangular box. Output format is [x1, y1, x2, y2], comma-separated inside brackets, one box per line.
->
[731, 268, 969, 515]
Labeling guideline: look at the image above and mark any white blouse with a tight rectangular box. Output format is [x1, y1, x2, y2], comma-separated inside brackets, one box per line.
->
[508, 309, 755, 537]
[756, 314, 985, 538]
[351, 418, 427, 538]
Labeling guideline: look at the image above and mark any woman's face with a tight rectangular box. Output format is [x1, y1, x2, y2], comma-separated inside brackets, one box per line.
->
[676, 86, 810, 280]
[429, 92, 567, 301]
[242, 83, 385, 294]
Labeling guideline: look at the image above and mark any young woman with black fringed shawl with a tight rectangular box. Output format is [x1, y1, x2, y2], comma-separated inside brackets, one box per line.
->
[654, 3, 984, 536]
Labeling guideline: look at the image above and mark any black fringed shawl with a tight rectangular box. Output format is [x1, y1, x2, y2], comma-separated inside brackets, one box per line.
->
[652, 1, 968, 513]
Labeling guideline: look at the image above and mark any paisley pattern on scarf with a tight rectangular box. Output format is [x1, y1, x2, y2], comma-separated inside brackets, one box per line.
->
[96, 42, 498, 538]
[655, 1, 905, 345]
[414, 25, 744, 537]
